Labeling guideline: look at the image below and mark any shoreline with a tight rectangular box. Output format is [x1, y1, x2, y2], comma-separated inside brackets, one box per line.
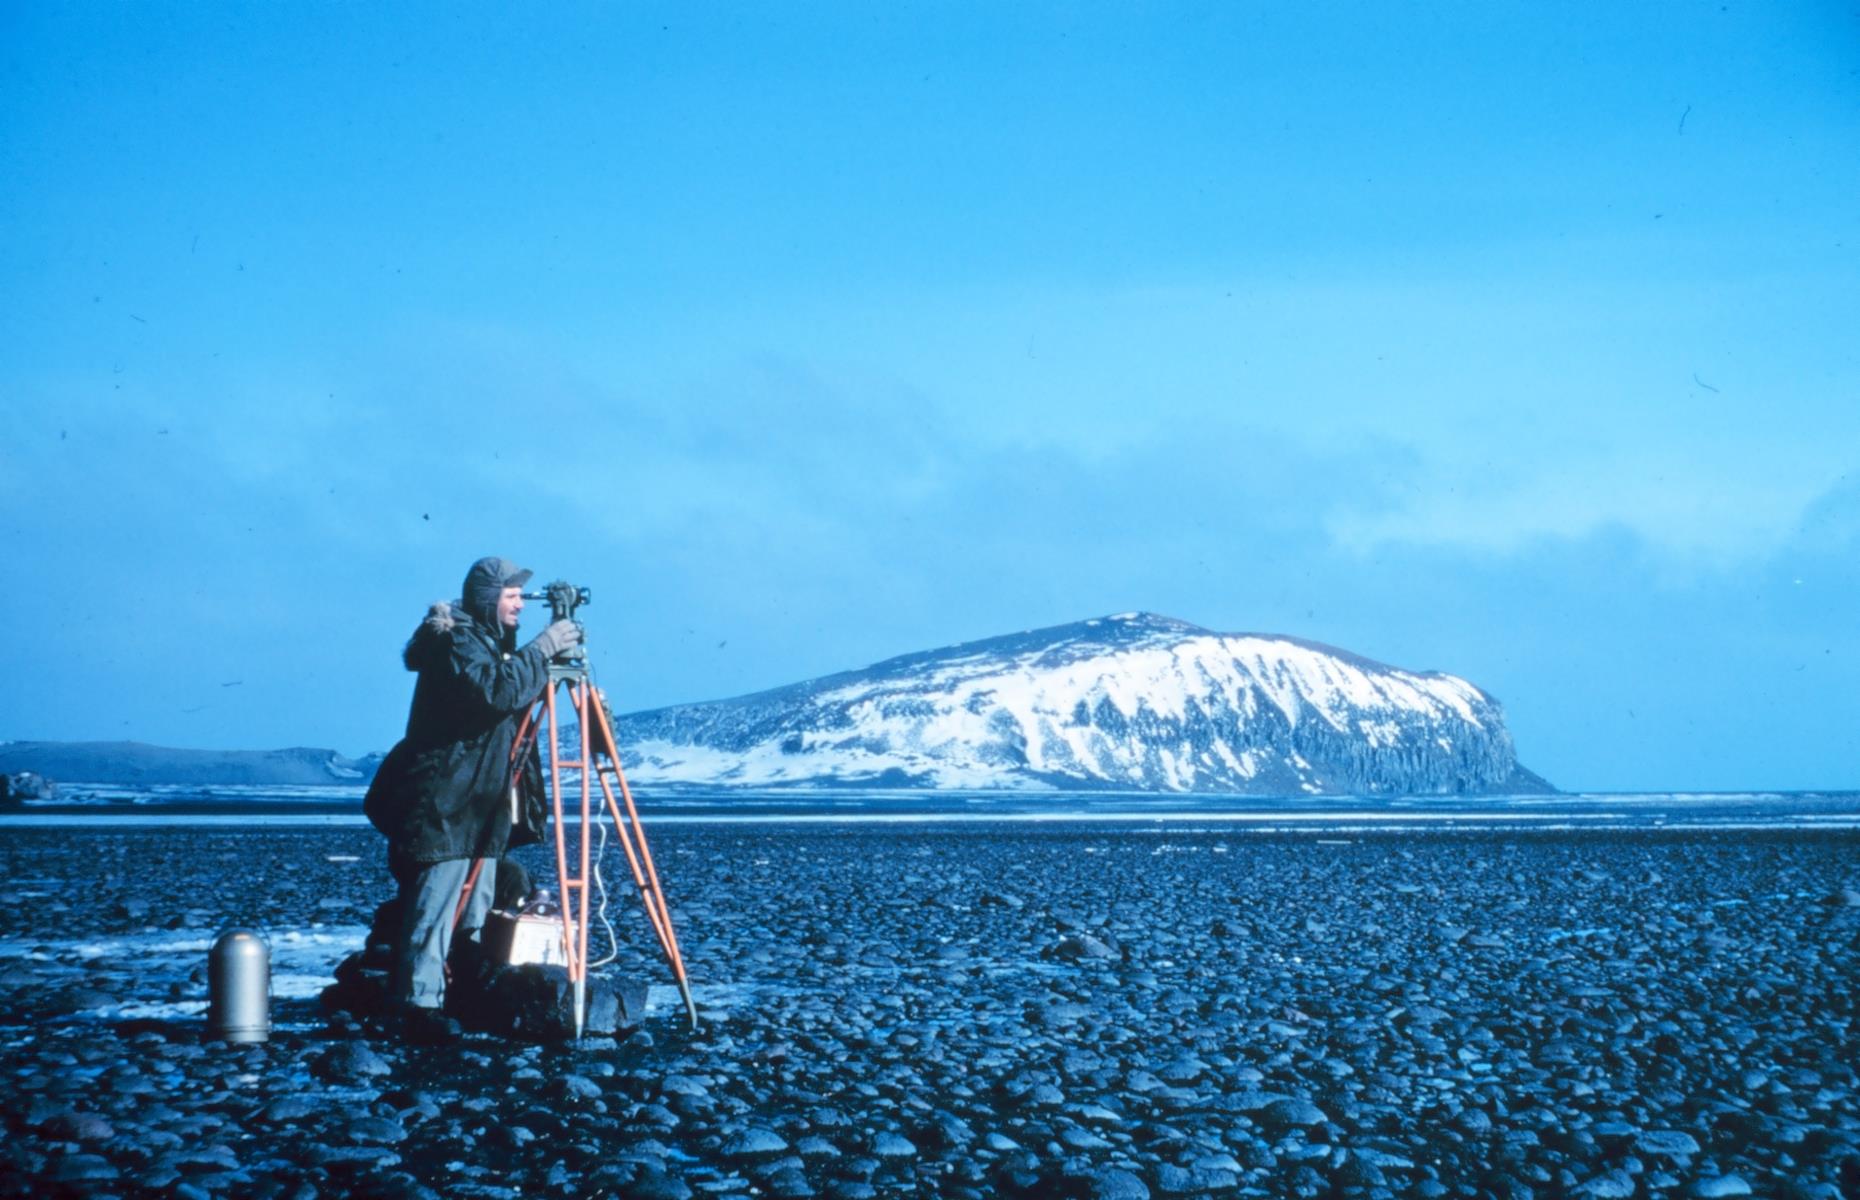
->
[5, 789, 1860, 832]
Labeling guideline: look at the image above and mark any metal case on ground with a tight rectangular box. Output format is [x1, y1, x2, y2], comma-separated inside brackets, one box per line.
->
[482, 909, 567, 966]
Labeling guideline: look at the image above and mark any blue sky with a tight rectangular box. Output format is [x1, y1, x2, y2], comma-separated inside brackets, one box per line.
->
[4, 3, 1856, 790]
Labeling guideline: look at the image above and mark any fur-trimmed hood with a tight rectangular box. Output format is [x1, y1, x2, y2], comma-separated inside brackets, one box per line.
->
[402, 601, 472, 671]
[421, 601, 458, 635]
[399, 559, 532, 670]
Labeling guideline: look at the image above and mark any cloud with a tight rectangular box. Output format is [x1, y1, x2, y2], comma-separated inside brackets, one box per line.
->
[11, 318, 1854, 793]
[1322, 447, 1845, 565]
[1793, 472, 1860, 550]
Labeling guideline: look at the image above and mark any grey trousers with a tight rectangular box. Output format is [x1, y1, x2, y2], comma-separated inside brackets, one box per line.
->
[394, 857, 496, 1010]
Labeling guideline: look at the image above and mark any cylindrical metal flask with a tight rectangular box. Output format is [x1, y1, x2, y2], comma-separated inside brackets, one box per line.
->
[208, 929, 270, 1042]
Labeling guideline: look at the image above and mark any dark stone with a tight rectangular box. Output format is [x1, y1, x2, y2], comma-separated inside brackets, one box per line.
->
[636, 1102, 680, 1129]
[1083, 1167, 1151, 1200]
[256, 1097, 319, 1123]
[628, 1173, 695, 1200]
[554, 1073, 604, 1101]
[766, 1166, 817, 1198]
[1453, 1106, 1495, 1136]
[915, 1112, 975, 1150]
[1573, 1169, 1637, 1198]
[723, 1127, 791, 1158]
[346, 1116, 409, 1144]
[1259, 1097, 1328, 1132]
[1634, 1129, 1700, 1158]
[400, 1006, 463, 1045]
[314, 1041, 392, 1083]
[38, 1110, 115, 1141]
[453, 963, 647, 1042]
[320, 959, 393, 1020]
[1331, 1152, 1388, 1189]
[50, 1154, 119, 1183]
[305, 1144, 403, 1170]
[1051, 934, 1119, 961]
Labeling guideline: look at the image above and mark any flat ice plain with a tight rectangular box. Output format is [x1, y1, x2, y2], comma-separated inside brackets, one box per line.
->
[1, 790, 1856, 1197]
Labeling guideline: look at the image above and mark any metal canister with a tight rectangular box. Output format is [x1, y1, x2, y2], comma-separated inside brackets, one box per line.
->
[207, 929, 270, 1042]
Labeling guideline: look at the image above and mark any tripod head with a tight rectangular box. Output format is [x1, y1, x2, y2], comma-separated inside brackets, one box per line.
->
[523, 581, 593, 676]
[523, 580, 591, 625]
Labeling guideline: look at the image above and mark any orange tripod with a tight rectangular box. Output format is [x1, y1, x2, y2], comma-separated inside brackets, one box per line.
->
[511, 646, 698, 1035]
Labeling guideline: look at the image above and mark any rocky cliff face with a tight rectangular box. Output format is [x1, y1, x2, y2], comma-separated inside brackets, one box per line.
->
[614, 613, 1553, 794]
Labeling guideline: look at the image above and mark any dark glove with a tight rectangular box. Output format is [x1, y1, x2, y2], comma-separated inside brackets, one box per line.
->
[530, 619, 582, 660]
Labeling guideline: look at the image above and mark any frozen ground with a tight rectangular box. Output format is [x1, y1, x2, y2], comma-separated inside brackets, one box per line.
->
[0, 820, 1856, 1198]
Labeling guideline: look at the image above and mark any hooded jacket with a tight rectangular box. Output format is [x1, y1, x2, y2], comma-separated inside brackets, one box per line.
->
[364, 559, 550, 875]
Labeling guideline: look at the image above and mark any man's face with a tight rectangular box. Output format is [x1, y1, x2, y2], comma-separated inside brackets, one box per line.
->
[496, 586, 524, 630]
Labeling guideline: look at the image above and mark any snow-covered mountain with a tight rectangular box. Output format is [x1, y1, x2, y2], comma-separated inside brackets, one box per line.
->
[613, 613, 1553, 794]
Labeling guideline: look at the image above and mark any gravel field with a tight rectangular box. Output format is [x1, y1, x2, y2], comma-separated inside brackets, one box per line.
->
[1, 823, 1856, 1198]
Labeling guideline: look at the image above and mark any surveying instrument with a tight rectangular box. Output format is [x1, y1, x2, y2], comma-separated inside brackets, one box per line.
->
[508, 581, 698, 1035]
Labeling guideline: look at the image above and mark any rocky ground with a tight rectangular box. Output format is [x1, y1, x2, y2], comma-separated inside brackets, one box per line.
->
[0, 823, 1856, 1199]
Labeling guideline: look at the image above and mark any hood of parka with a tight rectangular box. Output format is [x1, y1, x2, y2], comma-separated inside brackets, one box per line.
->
[461, 556, 533, 630]
[400, 556, 533, 670]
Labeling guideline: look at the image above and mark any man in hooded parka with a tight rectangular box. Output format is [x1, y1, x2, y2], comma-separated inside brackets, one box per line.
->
[364, 556, 581, 1025]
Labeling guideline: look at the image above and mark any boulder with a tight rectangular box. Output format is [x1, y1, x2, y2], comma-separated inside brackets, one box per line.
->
[318, 899, 403, 1019]
[2, 771, 57, 805]
[461, 962, 648, 1041]
[319, 945, 395, 1019]
[1049, 933, 1119, 961]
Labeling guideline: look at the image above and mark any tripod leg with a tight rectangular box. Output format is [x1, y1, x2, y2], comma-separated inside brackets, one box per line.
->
[589, 765, 671, 949]
[586, 687, 700, 1030]
[541, 684, 588, 1036]
[572, 682, 598, 1038]
[511, 707, 541, 767]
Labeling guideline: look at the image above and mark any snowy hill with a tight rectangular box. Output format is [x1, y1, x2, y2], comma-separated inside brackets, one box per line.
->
[0, 741, 384, 787]
[613, 613, 1553, 794]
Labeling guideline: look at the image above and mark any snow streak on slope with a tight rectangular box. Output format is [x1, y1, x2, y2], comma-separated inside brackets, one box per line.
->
[615, 613, 1550, 795]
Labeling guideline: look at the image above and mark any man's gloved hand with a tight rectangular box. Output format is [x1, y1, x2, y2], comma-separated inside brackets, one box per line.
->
[530, 619, 583, 660]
